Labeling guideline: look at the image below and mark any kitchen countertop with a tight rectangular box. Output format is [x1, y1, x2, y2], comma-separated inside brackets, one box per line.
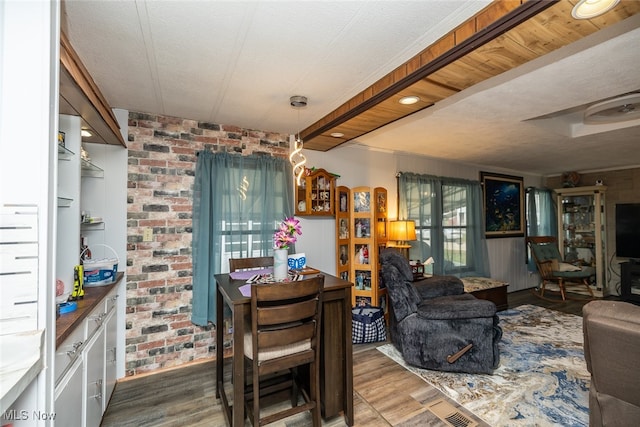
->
[0, 330, 44, 414]
[56, 272, 123, 348]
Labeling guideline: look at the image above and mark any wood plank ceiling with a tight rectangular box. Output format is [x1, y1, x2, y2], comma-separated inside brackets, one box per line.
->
[300, 0, 640, 151]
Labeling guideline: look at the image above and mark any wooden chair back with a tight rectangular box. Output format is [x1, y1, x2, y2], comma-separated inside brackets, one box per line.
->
[527, 236, 560, 280]
[527, 236, 594, 301]
[229, 256, 272, 272]
[245, 274, 325, 426]
[526, 235, 557, 245]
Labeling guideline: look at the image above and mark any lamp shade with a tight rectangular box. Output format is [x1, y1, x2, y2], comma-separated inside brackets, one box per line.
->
[388, 220, 416, 246]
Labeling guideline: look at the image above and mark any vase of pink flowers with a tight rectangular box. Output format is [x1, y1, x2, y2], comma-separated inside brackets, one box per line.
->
[273, 216, 302, 281]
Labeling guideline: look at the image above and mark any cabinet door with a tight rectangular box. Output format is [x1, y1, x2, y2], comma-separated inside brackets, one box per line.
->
[55, 358, 83, 427]
[84, 328, 105, 427]
[103, 309, 118, 409]
[55, 323, 85, 385]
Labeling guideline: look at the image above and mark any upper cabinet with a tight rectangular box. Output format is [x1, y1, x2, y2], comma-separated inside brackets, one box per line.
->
[295, 168, 336, 216]
[59, 31, 126, 148]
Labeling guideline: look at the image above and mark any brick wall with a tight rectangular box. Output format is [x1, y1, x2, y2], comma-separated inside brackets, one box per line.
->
[126, 112, 289, 376]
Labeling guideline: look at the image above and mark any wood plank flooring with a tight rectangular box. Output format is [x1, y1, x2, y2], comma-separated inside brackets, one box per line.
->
[101, 289, 615, 427]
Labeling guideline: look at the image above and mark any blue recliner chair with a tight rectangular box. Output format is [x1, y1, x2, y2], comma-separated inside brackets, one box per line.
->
[379, 249, 501, 374]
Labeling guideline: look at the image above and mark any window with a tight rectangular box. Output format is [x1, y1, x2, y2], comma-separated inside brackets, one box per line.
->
[525, 187, 557, 270]
[398, 172, 489, 277]
[191, 152, 294, 325]
[525, 187, 556, 238]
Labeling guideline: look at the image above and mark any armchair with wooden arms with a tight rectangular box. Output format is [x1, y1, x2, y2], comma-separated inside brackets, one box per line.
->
[527, 236, 594, 301]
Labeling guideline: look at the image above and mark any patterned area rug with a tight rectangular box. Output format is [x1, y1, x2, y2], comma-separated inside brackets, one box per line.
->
[378, 304, 590, 426]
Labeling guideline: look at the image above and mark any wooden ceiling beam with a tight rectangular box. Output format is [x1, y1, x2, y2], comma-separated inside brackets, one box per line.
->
[300, 0, 640, 152]
[299, 0, 553, 149]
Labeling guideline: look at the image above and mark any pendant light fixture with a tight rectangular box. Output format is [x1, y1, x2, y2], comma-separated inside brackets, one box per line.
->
[289, 96, 308, 185]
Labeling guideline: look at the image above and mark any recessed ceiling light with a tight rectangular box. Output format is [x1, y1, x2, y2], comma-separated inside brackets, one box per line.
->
[399, 96, 420, 105]
[330, 132, 344, 138]
[571, 0, 619, 19]
[81, 129, 92, 137]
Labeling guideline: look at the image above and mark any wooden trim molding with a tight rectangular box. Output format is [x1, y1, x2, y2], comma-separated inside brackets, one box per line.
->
[59, 31, 126, 147]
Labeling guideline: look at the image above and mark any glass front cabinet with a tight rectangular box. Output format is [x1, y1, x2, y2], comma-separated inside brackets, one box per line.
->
[555, 185, 607, 297]
[295, 168, 336, 216]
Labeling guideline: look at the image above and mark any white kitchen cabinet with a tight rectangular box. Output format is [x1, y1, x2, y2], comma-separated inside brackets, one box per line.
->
[103, 307, 118, 410]
[54, 358, 83, 427]
[54, 284, 120, 426]
[84, 326, 105, 427]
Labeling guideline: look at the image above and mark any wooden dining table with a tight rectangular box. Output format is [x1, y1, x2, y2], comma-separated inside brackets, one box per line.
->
[215, 270, 354, 427]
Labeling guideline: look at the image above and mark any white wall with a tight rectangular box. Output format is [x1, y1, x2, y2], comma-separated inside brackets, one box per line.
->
[295, 143, 544, 292]
[0, 0, 58, 422]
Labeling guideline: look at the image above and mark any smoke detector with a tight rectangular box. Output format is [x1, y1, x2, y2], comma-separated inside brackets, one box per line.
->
[584, 93, 640, 124]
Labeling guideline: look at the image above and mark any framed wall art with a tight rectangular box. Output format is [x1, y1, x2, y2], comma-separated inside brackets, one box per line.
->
[480, 171, 524, 238]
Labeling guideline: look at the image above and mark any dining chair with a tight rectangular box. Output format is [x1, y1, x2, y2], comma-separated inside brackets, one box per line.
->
[244, 275, 324, 426]
[229, 256, 273, 272]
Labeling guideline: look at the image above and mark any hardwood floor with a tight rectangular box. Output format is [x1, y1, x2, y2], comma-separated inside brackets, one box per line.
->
[101, 289, 616, 427]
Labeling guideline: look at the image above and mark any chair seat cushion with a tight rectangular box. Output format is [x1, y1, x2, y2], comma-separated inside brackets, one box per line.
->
[417, 294, 496, 320]
[554, 261, 581, 272]
[553, 265, 595, 278]
[244, 333, 310, 363]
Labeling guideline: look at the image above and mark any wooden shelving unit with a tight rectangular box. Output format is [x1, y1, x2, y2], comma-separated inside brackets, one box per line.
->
[335, 186, 351, 283]
[295, 168, 336, 216]
[337, 186, 387, 309]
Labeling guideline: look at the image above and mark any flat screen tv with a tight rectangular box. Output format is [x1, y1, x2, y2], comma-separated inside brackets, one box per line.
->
[615, 203, 640, 260]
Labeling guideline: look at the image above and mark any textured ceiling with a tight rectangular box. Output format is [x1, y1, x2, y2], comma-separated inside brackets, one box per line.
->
[61, 0, 640, 176]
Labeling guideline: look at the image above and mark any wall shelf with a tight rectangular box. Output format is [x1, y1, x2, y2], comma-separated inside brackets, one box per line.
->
[58, 145, 74, 160]
[81, 158, 104, 178]
[81, 221, 105, 231]
[57, 197, 73, 208]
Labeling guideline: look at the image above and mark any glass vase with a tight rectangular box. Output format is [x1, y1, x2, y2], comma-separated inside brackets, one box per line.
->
[273, 248, 288, 281]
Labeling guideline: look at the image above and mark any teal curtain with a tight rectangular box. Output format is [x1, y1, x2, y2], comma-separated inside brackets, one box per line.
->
[526, 187, 557, 270]
[191, 151, 294, 326]
[398, 172, 490, 277]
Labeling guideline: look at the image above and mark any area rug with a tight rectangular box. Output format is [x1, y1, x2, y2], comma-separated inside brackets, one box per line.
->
[378, 304, 590, 426]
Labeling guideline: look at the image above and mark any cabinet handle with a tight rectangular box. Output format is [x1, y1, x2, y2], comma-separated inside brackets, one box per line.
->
[66, 340, 84, 357]
[89, 312, 106, 325]
[90, 379, 103, 400]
